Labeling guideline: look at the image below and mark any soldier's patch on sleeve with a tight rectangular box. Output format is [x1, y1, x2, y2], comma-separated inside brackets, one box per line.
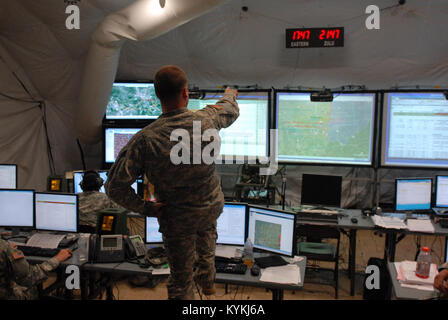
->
[207, 104, 222, 110]
[12, 251, 24, 260]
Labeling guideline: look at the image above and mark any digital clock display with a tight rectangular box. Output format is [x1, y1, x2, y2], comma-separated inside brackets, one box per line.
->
[286, 27, 344, 48]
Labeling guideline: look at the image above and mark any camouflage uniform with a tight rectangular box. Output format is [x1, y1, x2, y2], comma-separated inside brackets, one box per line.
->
[106, 91, 239, 299]
[78, 191, 120, 228]
[0, 239, 60, 300]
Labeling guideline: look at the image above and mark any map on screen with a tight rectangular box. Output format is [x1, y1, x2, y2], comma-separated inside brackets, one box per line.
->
[276, 92, 375, 165]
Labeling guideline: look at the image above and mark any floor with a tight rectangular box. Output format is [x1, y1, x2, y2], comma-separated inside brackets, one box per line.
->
[93, 270, 364, 300]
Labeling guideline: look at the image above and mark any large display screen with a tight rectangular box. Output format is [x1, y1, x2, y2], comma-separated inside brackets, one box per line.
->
[0, 165, 17, 189]
[106, 82, 161, 120]
[382, 92, 448, 168]
[276, 91, 375, 165]
[188, 91, 270, 161]
[104, 128, 141, 164]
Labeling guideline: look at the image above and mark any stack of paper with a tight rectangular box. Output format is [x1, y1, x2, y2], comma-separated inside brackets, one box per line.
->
[259, 264, 301, 285]
[406, 219, 435, 233]
[395, 261, 438, 291]
[372, 215, 407, 229]
[26, 233, 66, 248]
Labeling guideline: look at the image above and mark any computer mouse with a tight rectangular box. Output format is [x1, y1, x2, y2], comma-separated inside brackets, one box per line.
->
[251, 265, 261, 277]
[351, 217, 358, 224]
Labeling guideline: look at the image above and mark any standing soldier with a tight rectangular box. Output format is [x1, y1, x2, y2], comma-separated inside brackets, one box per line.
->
[0, 239, 72, 299]
[105, 65, 239, 299]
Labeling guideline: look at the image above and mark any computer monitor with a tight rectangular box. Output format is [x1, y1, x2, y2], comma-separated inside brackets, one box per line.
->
[0, 189, 34, 228]
[382, 92, 448, 168]
[0, 164, 17, 189]
[247, 206, 296, 257]
[73, 170, 137, 194]
[104, 128, 142, 164]
[445, 238, 448, 263]
[395, 178, 432, 211]
[301, 174, 342, 207]
[145, 203, 248, 245]
[105, 82, 162, 120]
[188, 90, 270, 161]
[435, 176, 448, 208]
[145, 217, 163, 244]
[216, 203, 247, 246]
[275, 91, 376, 165]
[35, 192, 78, 232]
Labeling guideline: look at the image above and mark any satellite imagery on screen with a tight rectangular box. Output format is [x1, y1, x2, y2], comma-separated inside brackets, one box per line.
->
[106, 84, 162, 119]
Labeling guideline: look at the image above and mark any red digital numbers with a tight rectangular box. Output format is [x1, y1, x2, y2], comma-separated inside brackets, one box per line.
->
[319, 29, 341, 40]
[292, 30, 310, 40]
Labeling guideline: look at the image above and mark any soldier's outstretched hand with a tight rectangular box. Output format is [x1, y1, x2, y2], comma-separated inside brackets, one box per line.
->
[225, 87, 238, 98]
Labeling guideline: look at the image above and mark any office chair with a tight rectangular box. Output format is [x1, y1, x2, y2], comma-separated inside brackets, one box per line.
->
[296, 224, 341, 299]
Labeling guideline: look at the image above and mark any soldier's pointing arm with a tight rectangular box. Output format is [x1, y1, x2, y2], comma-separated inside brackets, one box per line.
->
[198, 87, 239, 130]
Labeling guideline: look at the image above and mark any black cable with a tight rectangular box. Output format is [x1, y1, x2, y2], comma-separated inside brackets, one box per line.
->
[0, 92, 38, 104]
[76, 139, 87, 171]
[39, 102, 56, 175]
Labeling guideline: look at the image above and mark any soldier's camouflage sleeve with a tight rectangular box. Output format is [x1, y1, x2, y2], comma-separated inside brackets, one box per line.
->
[105, 134, 157, 216]
[4, 242, 59, 288]
[196, 91, 239, 130]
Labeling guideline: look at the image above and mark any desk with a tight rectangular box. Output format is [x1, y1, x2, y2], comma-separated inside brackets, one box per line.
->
[81, 253, 306, 301]
[387, 262, 438, 300]
[272, 206, 373, 297]
[337, 210, 376, 296]
[24, 245, 87, 299]
[215, 256, 306, 301]
[371, 218, 448, 262]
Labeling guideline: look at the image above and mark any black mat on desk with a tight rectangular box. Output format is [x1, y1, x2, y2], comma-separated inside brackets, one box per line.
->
[255, 255, 288, 268]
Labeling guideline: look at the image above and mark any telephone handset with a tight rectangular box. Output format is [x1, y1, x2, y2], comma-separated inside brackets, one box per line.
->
[124, 235, 147, 259]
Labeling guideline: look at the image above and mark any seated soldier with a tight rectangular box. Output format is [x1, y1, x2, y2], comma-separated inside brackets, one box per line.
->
[78, 170, 120, 232]
[0, 239, 72, 300]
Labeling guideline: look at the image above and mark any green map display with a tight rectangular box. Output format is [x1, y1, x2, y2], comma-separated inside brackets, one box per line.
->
[106, 84, 162, 119]
[254, 220, 281, 250]
[277, 93, 374, 164]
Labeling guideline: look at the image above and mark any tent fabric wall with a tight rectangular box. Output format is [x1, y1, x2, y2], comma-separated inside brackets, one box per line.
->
[0, 0, 447, 198]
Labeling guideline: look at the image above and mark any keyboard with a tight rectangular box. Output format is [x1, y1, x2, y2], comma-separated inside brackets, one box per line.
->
[17, 245, 61, 257]
[296, 210, 339, 222]
[299, 209, 339, 215]
[215, 261, 248, 275]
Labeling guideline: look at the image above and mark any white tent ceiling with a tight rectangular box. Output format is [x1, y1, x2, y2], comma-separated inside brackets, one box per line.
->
[0, 0, 447, 193]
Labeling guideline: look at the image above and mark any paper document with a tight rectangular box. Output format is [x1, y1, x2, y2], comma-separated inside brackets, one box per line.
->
[215, 245, 239, 259]
[372, 215, 407, 229]
[395, 261, 438, 287]
[406, 219, 435, 233]
[259, 264, 301, 285]
[152, 266, 170, 275]
[26, 233, 65, 249]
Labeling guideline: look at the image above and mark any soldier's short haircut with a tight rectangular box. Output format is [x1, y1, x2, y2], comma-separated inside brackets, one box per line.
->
[154, 65, 188, 104]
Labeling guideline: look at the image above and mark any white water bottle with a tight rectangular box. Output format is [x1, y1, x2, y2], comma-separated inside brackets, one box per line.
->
[415, 246, 432, 279]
